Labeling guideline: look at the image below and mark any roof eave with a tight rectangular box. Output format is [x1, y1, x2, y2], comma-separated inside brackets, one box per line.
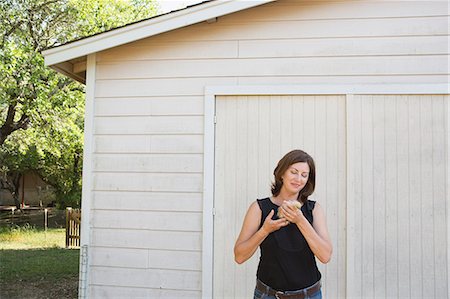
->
[42, 0, 275, 74]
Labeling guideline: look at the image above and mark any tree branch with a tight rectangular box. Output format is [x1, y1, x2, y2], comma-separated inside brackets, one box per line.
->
[0, 104, 30, 146]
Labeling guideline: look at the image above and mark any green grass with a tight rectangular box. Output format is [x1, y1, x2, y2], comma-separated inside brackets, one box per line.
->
[0, 226, 79, 299]
[0, 225, 66, 250]
[0, 248, 80, 281]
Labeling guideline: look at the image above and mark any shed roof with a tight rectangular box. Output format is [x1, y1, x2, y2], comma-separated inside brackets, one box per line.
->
[42, 0, 275, 83]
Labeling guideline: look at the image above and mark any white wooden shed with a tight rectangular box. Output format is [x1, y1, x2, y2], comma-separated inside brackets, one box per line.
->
[42, 0, 450, 298]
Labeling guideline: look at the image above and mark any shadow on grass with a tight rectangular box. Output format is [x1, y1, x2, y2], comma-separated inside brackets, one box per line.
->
[0, 248, 79, 299]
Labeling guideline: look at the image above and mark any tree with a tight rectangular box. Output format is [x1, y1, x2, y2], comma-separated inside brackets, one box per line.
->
[0, 0, 158, 208]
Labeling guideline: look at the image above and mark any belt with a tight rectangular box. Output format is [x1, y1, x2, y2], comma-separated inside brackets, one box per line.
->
[255, 279, 321, 299]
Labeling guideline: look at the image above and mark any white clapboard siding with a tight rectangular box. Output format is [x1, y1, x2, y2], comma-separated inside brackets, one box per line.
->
[146, 16, 447, 42]
[93, 116, 203, 135]
[91, 285, 201, 299]
[94, 97, 203, 116]
[92, 210, 201, 231]
[97, 35, 445, 64]
[346, 95, 448, 299]
[224, 0, 447, 21]
[93, 173, 202, 192]
[96, 56, 446, 80]
[95, 77, 238, 98]
[92, 191, 202, 212]
[238, 36, 448, 58]
[90, 247, 148, 269]
[214, 95, 346, 299]
[90, 267, 200, 290]
[92, 228, 201, 251]
[96, 40, 238, 62]
[90, 247, 201, 271]
[94, 135, 203, 154]
[237, 75, 449, 85]
[93, 154, 203, 173]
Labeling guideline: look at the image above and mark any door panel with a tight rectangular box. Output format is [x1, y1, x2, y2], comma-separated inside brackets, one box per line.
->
[213, 95, 347, 298]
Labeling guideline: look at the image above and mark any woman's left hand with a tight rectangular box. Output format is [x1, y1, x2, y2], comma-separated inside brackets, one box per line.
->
[280, 201, 304, 224]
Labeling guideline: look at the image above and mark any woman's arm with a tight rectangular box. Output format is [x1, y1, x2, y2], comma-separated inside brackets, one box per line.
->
[280, 202, 333, 263]
[234, 201, 288, 264]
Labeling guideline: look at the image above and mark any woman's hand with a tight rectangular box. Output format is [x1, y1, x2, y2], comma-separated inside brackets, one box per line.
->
[279, 201, 304, 224]
[261, 210, 289, 234]
[234, 203, 288, 264]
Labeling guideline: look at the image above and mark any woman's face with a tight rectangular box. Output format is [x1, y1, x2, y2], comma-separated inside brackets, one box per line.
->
[281, 162, 310, 195]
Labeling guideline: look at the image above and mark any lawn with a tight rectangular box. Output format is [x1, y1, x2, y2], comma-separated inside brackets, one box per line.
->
[0, 226, 79, 299]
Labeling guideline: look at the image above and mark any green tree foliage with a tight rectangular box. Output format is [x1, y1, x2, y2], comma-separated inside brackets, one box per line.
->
[0, 0, 158, 208]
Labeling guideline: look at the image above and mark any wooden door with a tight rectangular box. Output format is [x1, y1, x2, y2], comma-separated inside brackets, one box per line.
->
[213, 95, 347, 298]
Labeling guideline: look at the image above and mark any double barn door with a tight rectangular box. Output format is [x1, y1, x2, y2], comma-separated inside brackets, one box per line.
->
[213, 95, 448, 299]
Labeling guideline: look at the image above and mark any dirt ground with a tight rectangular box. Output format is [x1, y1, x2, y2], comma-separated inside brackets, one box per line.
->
[0, 277, 78, 299]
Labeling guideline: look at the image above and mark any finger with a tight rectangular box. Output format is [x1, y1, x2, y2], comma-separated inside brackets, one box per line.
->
[265, 209, 274, 221]
[273, 218, 289, 226]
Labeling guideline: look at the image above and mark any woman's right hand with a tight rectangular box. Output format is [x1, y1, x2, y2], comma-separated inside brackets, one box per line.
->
[261, 210, 289, 235]
[235, 203, 288, 264]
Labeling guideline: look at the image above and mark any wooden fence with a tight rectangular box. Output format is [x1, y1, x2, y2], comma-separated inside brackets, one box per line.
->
[66, 208, 81, 248]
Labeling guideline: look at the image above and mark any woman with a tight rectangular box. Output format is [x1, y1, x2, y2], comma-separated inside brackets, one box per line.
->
[234, 150, 332, 299]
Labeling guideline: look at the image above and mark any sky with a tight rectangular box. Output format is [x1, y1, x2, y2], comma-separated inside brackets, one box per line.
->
[158, 0, 204, 13]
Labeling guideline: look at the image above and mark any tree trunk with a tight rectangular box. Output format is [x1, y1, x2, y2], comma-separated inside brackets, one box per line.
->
[0, 172, 22, 209]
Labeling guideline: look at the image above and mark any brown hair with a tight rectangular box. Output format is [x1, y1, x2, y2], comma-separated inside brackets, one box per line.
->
[271, 149, 316, 203]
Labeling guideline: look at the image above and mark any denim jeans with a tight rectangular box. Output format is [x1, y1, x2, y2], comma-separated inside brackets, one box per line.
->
[253, 284, 322, 299]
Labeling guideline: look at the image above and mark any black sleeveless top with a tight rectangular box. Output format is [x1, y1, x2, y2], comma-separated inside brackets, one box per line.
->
[256, 197, 321, 291]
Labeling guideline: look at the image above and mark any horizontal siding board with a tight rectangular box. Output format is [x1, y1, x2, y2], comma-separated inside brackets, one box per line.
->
[90, 267, 200, 290]
[93, 173, 202, 192]
[90, 247, 201, 271]
[94, 135, 203, 154]
[92, 210, 201, 231]
[148, 16, 448, 42]
[90, 286, 201, 298]
[95, 77, 238, 97]
[93, 191, 202, 212]
[93, 116, 203, 135]
[93, 154, 203, 173]
[147, 249, 201, 271]
[96, 40, 238, 61]
[92, 228, 201, 250]
[224, 1, 448, 21]
[237, 75, 450, 85]
[90, 247, 148, 269]
[238, 36, 448, 58]
[95, 97, 203, 116]
[96, 56, 447, 80]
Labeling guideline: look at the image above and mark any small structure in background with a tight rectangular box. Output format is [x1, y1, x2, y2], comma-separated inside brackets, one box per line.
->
[66, 207, 81, 248]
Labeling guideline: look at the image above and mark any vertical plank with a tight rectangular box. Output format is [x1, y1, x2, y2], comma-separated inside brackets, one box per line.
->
[323, 96, 339, 298]
[257, 95, 272, 197]
[245, 96, 262, 295]
[408, 96, 423, 298]
[280, 95, 294, 152]
[303, 97, 316, 154]
[432, 95, 448, 298]
[447, 95, 450, 299]
[396, 95, 411, 298]
[372, 96, 386, 298]
[346, 94, 363, 299]
[420, 97, 435, 298]
[291, 97, 305, 150]
[385, 96, 399, 299]
[361, 96, 374, 299]
[234, 96, 250, 297]
[336, 95, 347, 299]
